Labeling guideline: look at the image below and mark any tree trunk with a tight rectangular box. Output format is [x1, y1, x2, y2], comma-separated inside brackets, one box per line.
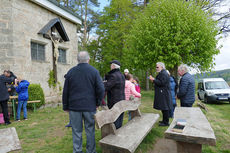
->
[146, 70, 149, 90]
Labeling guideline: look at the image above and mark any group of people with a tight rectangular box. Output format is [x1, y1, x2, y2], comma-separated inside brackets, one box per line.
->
[149, 62, 195, 126]
[0, 70, 30, 125]
[62, 51, 142, 153]
[62, 51, 195, 153]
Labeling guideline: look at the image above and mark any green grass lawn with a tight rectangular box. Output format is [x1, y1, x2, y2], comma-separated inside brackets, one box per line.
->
[1, 91, 230, 153]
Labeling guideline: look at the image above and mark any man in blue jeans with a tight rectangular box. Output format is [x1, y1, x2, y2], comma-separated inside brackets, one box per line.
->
[62, 51, 104, 153]
[15, 76, 30, 121]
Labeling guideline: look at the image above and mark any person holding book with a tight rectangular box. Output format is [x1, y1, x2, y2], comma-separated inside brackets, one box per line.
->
[149, 62, 172, 126]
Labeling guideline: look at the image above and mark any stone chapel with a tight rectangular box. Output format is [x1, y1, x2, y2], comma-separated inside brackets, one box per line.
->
[0, 0, 81, 102]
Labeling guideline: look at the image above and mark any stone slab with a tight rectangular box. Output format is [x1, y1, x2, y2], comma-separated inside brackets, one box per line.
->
[100, 113, 160, 153]
[165, 107, 216, 146]
[95, 99, 141, 128]
[0, 127, 21, 153]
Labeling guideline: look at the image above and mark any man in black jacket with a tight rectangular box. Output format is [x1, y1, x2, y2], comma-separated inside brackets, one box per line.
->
[0, 70, 15, 125]
[62, 51, 104, 153]
[104, 60, 125, 129]
[149, 62, 172, 126]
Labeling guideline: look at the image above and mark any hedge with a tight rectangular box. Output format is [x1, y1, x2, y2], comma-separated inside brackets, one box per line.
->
[28, 84, 45, 109]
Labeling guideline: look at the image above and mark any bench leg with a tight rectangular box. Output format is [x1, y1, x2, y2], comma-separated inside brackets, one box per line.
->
[33, 103, 36, 112]
[176, 141, 202, 153]
[12, 100, 16, 120]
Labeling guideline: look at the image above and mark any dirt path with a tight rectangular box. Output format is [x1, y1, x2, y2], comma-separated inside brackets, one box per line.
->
[148, 138, 177, 153]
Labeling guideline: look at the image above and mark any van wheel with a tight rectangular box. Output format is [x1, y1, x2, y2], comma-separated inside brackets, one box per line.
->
[204, 95, 208, 104]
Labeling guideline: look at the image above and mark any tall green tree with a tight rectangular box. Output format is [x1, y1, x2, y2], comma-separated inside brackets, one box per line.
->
[92, 0, 139, 75]
[126, 0, 219, 75]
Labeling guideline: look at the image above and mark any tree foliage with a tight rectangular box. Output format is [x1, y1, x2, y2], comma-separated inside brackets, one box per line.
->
[187, 0, 230, 36]
[126, 0, 220, 73]
[89, 0, 139, 75]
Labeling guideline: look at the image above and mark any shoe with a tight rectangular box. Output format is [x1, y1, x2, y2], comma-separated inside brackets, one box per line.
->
[65, 124, 72, 128]
[24, 118, 28, 120]
[5, 121, 11, 125]
[16, 119, 20, 122]
[159, 122, 169, 126]
[159, 121, 164, 124]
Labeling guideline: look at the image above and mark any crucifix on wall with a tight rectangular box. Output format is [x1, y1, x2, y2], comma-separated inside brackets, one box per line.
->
[38, 18, 70, 83]
[49, 31, 61, 65]
[48, 28, 63, 83]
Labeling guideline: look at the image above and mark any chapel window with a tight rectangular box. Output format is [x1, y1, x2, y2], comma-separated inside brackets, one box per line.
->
[58, 48, 67, 64]
[31, 42, 45, 61]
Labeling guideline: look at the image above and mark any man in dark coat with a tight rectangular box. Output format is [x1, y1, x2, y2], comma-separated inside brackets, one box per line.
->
[149, 62, 172, 126]
[104, 60, 125, 129]
[177, 64, 195, 107]
[0, 70, 15, 125]
[7, 71, 17, 96]
[62, 51, 105, 153]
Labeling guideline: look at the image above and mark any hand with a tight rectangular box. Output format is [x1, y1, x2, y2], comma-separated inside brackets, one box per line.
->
[64, 110, 69, 113]
[149, 75, 155, 81]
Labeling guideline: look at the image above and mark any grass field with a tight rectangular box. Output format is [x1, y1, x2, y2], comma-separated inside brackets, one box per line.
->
[0, 91, 230, 153]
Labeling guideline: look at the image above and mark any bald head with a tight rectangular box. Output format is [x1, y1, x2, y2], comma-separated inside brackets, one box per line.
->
[77, 51, 90, 63]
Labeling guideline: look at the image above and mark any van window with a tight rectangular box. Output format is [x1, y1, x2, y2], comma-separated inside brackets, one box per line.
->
[205, 81, 229, 90]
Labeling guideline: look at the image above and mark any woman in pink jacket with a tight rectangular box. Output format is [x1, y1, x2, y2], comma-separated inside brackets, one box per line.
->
[125, 74, 141, 100]
[125, 74, 141, 120]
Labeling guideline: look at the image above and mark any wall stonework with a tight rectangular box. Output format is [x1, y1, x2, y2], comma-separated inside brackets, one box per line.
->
[0, 0, 79, 102]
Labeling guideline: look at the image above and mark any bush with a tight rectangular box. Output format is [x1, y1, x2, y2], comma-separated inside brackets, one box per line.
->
[28, 84, 45, 109]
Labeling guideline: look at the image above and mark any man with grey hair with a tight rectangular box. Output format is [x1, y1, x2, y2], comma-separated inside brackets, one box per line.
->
[149, 62, 172, 126]
[104, 60, 125, 129]
[177, 64, 195, 107]
[62, 51, 105, 153]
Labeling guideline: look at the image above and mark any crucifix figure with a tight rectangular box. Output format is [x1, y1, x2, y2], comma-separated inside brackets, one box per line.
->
[50, 35, 61, 65]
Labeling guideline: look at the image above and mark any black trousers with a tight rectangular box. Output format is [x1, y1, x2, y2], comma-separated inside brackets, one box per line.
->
[181, 103, 193, 107]
[161, 110, 169, 124]
[114, 112, 124, 129]
[0, 100, 10, 123]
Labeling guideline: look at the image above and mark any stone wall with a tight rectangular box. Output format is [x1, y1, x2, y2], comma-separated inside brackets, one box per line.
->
[0, 0, 14, 71]
[0, 0, 79, 102]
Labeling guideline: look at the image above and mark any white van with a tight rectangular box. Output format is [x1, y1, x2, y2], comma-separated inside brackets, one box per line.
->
[197, 78, 230, 103]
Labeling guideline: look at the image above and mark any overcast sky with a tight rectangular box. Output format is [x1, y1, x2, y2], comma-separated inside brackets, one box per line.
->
[97, 0, 230, 72]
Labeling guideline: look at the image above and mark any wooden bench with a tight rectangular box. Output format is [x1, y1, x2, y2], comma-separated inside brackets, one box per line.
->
[94, 99, 160, 153]
[16, 100, 41, 112]
[165, 107, 216, 153]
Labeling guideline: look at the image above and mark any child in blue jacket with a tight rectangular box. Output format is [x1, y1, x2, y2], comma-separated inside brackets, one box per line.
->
[15, 76, 30, 121]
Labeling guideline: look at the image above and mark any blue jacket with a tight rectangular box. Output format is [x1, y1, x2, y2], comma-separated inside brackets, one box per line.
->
[16, 80, 30, 101]
[0, 74, 14, 101]
[177, 73, 195, 104]
[169, 76, 177, 105]
[62, 63, 105, 112]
